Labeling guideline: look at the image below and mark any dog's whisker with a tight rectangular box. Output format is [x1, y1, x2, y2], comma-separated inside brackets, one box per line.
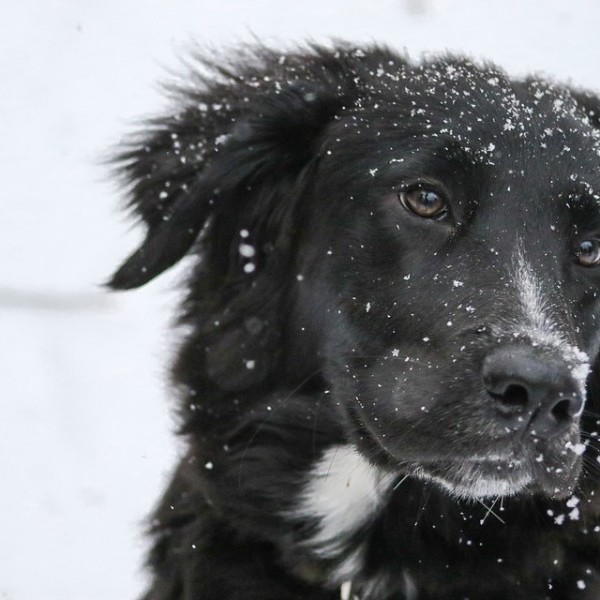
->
[241, 369, 322, 440]
[477, 497, 506, 526]
[392, 473, 411, 491]
[581, 455, 600, 476]
[412, 487, 432, 529]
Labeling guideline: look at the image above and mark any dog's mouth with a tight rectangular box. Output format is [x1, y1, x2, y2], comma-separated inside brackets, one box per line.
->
[348, 403, 583, 500]
[410, 457, 533, 500]
[402, 445, 583, 500]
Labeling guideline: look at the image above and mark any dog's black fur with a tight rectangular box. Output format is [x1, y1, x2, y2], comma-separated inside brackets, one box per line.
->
[111, 44, 600, 599]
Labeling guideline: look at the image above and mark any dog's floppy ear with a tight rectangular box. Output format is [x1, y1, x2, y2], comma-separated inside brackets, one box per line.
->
[108, 45, 401, 393]
[107, 46, 369, 290]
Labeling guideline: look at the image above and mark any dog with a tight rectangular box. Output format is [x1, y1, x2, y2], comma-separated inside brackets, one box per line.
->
[110, 43, 600, 599]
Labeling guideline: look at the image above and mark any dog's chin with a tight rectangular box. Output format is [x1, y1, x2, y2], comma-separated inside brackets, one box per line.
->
[410, 455, 583, 501]
[347, 405, 583, 500]
[412, 459, 533, 500]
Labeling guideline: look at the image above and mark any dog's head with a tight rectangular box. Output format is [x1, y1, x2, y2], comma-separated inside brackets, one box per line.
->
[111, 45, 600, 502]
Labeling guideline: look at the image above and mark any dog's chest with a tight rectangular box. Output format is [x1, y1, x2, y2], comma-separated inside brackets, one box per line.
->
[290, 445, 395, 592]
[294, 444, 394, 555]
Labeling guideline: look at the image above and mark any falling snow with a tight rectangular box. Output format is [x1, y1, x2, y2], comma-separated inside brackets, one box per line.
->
[11, 3, 600, 600]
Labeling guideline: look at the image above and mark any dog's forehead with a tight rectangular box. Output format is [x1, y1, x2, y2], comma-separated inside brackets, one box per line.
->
[389, 60, 583, 129]
[359, 59, 600, 167]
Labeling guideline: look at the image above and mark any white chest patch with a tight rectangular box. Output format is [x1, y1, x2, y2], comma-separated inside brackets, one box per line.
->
[292, 444, 394, 562]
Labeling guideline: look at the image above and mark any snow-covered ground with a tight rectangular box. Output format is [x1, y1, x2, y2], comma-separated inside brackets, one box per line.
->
[4, 1, 600, 598]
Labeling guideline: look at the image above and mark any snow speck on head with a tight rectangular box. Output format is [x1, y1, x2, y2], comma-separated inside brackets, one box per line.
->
[565, 441, 587, 456]
[568, 507, 580, 521]
[239, 243, 256, 258]
[571, 360, 591, 395]
[566, 496, 580, 508]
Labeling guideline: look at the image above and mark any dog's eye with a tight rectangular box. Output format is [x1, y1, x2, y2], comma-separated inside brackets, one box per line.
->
[575, 239, 600, 267]
[398, 186, 448, 219]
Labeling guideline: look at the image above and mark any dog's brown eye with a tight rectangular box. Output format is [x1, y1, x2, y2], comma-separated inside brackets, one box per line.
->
[575, 239, 600, 267]
[399, 187, 448, 219]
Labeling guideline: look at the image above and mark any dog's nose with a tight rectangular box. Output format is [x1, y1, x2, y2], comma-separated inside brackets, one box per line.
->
[482, 346, 583, 438]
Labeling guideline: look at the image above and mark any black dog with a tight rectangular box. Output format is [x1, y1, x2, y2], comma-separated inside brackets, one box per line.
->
[110, 43, 600, 599]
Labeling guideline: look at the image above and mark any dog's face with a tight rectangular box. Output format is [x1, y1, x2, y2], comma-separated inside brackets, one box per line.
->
[292, 64, 600, 500]
[111, 49, 600, 505]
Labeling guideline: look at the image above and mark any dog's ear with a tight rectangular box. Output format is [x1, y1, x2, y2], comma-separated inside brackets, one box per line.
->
[108, 45, 401, 393]
[107, 46, 370, 290]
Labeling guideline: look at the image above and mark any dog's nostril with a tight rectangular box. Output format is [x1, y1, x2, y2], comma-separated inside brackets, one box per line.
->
[492, 383, 529, 414]
[529, 396, 582, 438]
[550, 397, 579, 422]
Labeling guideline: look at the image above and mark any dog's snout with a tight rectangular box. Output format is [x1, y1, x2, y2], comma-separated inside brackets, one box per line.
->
[482, 347, 583, 438]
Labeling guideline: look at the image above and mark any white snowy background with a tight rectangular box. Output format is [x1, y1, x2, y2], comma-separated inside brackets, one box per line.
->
[4, 1, 600, 598]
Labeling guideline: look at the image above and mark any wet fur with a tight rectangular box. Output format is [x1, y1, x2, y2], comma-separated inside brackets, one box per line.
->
[111, 44, 600, 599]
